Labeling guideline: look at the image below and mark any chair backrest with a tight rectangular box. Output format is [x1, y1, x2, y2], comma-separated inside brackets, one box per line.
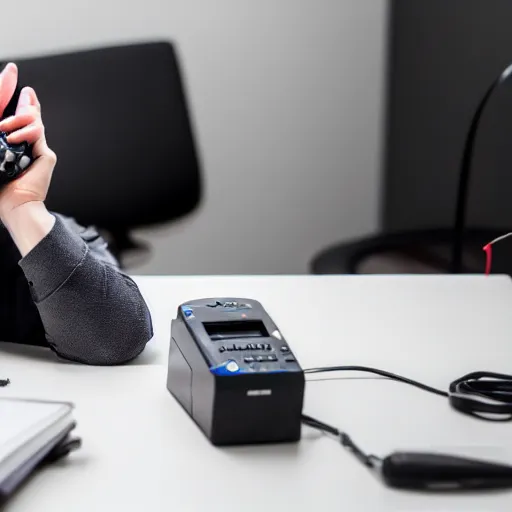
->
[2, 41, 202, 237]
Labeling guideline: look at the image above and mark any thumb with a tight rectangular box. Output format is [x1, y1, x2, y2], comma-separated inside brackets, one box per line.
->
[0, 63, 18, 117]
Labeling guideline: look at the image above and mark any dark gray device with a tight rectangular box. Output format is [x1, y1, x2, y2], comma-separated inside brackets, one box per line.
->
[166, 298, 305, 446]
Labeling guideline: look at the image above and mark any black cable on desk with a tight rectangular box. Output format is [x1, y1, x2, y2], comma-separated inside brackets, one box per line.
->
[301, 413, 380, 469]
[305, 365, 448, 398]
[304, 366, 512, 420]
[301, 366, 512, 490]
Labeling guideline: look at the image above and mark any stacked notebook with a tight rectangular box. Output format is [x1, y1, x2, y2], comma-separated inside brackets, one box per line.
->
[0, 398, 80, 503]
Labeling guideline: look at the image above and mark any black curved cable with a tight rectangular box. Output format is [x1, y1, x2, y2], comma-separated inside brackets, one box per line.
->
[451, 62, 512, 273]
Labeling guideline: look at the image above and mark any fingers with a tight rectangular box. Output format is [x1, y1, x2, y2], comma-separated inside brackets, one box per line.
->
[0, 87, 44, 145]
[0, 82, 54, 163]
[0, 107, 42, 145]
[0, 86, 42, 129]
[6, 122, 43, 145]
[0, 63, 18, 117]
[0, 113, 37, 133]
[16, 86, 40, 115]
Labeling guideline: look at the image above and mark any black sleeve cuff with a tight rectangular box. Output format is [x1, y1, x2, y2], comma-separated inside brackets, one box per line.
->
[18, 214, 88, 303]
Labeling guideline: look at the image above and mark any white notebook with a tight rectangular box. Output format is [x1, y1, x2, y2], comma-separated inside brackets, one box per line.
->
[0, 398, 75, 489]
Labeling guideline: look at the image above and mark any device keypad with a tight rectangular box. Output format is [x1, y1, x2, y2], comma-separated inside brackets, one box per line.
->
[217, 342, 296, 369]
[252, 355, 278, 363]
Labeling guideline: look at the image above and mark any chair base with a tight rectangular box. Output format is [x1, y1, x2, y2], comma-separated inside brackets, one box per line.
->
[310, 228, 511, 275]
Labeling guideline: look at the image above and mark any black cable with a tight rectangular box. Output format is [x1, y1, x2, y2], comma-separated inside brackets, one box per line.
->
[301, 365, 512, 489]
[305, 365, 448, 398]
[301, 413, 379, 469]
[304, 365, 512, 421]
[449, 371, 512, 420]
[451, 62, 512, 273]
[301, 414, 339, 436]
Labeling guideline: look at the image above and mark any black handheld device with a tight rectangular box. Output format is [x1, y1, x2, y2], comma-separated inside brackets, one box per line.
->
[167, 298, 305, 445]
[0, 83, 33, 187]
[0, 133, 32, 185]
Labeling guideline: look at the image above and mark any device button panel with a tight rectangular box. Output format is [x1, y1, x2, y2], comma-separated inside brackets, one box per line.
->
[251, 354, 278, 362]
[211, 351, 299, 375]
[209, 336, 298, 373]
[214, 342, 297, 373]
[177, 298, 300, 373]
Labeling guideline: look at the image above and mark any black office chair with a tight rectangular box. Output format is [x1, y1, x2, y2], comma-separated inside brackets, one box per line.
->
[310, 228, 508, 274]
[312, 58, 512, 276]
[2, 41, 202, 267]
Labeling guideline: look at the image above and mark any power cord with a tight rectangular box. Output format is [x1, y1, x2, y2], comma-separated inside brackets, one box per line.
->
[301, 413, 380, 469]
[304, 366, 512, 420]
[301, 366, 512, 490]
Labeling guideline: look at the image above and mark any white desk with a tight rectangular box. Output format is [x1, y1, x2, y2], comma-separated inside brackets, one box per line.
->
[2, 275, 512, 511]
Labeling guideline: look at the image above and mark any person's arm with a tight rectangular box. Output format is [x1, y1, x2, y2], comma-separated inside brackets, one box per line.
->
[3, 204, 153, 365]
[4, 204, 153, 364]
[0, 63, 153, 364]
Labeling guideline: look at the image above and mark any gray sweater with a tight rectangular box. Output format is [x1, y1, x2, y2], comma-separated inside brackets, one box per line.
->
[0, 213, 153, 365]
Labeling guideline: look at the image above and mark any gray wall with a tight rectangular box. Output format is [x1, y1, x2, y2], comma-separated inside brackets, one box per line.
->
[0, 0, 388, 275]
[385, 0, 512, 233]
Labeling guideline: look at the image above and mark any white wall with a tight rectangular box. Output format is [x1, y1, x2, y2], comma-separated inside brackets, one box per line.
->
[1, 0, 388, 275]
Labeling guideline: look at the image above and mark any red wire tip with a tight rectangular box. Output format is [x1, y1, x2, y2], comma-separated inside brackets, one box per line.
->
[482, 232, 512, 276]
[483, 244, 492, 276]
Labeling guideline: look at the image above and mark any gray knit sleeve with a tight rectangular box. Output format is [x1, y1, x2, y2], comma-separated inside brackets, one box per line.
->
[18, 213, 153, 365]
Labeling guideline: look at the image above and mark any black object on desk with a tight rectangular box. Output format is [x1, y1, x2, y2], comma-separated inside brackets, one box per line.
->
[380, 451, 512, 490]
[167, 298, 305, 445]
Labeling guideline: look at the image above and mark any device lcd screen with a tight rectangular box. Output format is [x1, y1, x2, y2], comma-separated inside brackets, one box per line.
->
[203, 320, 268, 341]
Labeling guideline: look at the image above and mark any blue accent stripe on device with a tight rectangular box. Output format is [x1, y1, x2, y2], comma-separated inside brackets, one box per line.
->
[209, 361, 288, 376]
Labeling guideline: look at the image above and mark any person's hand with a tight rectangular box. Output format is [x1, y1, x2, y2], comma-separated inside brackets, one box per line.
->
[0, 62, 56, 256]
[0, 62, 57, 221]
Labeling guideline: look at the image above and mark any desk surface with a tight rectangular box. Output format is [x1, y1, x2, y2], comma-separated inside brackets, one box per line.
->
[2, 274, 512, 511]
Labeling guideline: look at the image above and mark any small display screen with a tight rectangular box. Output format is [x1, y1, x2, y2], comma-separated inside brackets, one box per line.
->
[203, 320, 268, 341]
